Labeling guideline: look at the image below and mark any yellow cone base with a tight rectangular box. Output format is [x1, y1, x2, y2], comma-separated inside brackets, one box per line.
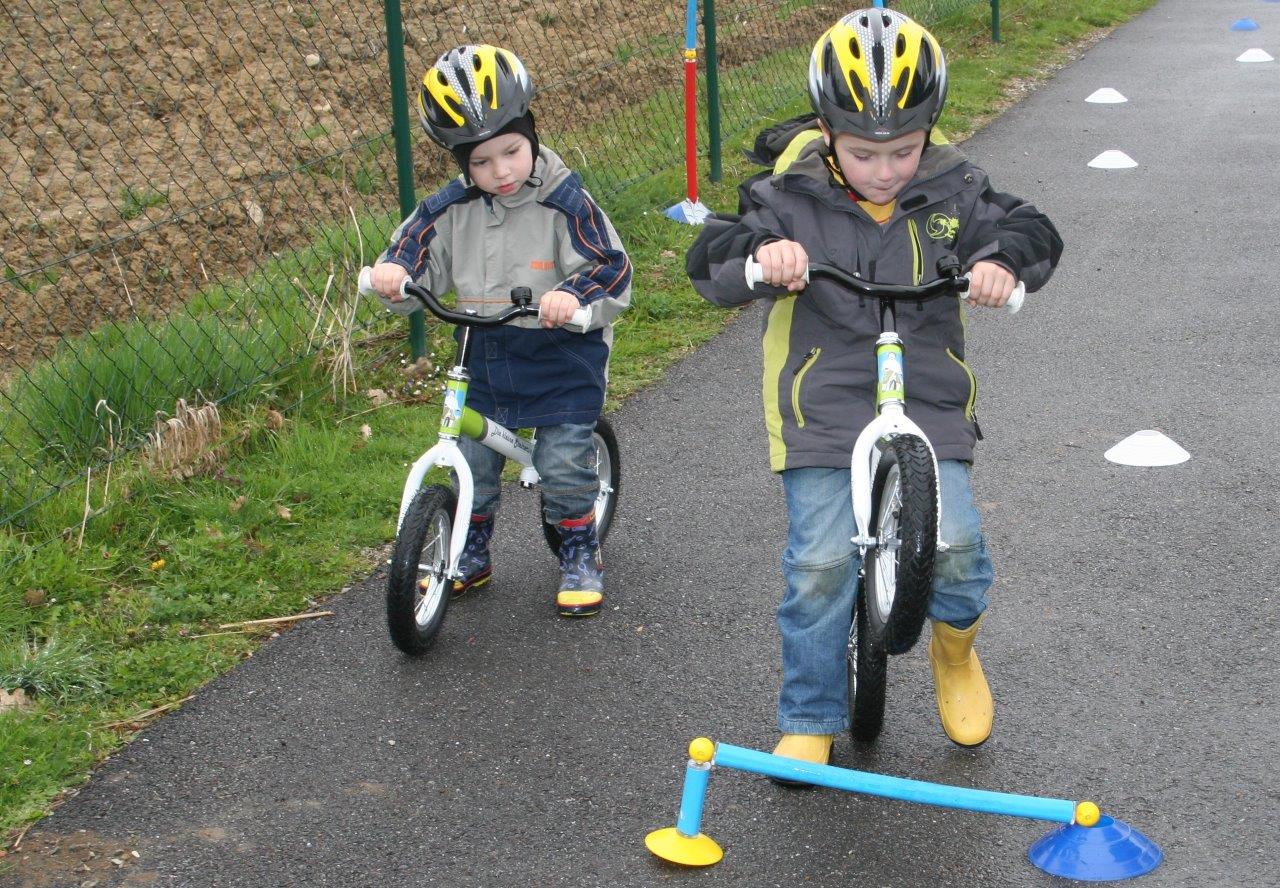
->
[645, 827, 723, 867]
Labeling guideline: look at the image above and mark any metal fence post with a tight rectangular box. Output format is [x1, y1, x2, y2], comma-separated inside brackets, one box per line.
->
[992, 0, 1001, 42]
[704, 0, 722, 183]
[382, 0, 427, 359]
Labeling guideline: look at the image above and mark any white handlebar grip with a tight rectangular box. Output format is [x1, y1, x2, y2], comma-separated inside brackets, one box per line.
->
[569, 307, 591, 328]
[1005, 281, 1026, 315]
[359, 266, 415, 305]
[961, 273, 1026, 315]
[744, 255, 809, 290]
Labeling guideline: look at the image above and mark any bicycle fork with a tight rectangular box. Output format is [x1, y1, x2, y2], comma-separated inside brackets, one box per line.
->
[849, 331, 948, 555]
[396, 355, 541, 581]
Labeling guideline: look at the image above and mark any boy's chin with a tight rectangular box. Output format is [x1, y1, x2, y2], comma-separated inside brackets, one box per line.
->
[861, 186, 904, 203]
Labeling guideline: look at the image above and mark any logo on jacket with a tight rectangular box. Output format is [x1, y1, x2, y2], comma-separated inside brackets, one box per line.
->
[926, 213, 959, 241]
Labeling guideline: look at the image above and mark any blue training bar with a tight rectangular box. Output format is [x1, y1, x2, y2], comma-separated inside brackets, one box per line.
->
[713, 743, 1077, 824]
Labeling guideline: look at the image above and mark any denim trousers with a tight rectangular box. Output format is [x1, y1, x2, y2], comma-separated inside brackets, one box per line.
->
[458, 422, 598, 524]
[777, 459, 994, 734]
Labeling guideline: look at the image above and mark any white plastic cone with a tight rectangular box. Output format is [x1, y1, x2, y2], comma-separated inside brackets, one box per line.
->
[1086, 88, 1128, 104]
[1236, 48, 1275, 63]
[1088, 150, 1138, 170]
[664, 198, 710, 225]
[1104, 430, 1190, 467]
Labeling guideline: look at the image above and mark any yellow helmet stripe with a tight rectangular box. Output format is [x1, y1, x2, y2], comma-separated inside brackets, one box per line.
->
[892, 20, 931, 109]
[471, 45, 504, 111]
[828, 23, 869, 112]
[423, 68, 464, 126]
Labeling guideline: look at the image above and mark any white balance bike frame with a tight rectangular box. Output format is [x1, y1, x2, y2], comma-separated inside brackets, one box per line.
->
[397, 418, 540, 585]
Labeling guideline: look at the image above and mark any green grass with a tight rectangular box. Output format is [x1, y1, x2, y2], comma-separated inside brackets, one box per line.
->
[117, 186, 169, 221]
[0, 0, 1158, 839]
[3, 265, 59, 295]
[0, 636, 104, 704]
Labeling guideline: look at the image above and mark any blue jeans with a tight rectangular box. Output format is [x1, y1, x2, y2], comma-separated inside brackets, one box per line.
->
[458, 422, 599, 524]
[777, 460, 993, 734]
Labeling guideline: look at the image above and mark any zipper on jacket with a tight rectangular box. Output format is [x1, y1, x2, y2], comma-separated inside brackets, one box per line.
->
[907, 218, 924, 286]
[791, 347, 821, 428]
[946, 348, 978, 421]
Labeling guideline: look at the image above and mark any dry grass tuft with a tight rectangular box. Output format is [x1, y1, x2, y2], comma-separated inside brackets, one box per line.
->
[143, 398, 223, 480]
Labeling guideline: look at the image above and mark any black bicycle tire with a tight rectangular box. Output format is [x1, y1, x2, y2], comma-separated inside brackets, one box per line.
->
[387, 485, 456, 656]
[864, 435, 938, 656]
[847, 576, 888, 742]
[542, 418, 621, 556]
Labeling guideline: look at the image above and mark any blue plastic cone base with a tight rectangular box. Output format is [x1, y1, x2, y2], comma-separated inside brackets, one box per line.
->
[1029, 816, 1163, 881]
[1231, 18, 1260, 30]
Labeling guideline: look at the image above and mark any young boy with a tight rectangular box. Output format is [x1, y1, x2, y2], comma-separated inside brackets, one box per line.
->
[687, 9, 1062, 761]
[366, 45, 631, 617]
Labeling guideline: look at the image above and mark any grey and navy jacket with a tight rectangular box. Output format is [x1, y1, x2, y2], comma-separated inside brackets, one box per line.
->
[687, 139, 1062, 471]
[379, 147, 631, 428]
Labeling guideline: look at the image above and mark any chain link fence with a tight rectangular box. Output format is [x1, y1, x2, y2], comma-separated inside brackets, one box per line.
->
[0, 0, 993, 531]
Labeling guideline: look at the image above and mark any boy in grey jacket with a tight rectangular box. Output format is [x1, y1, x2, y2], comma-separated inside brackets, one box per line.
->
[366, 45, 631, 617]
[687, 10, 1061, 762]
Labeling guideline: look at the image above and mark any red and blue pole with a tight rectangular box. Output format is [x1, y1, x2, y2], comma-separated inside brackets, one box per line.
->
[682, 0, 699, 205]
[666, 0, 710, 223]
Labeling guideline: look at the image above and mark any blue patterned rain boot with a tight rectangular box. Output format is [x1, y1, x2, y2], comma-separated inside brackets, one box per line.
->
[555, 511, 603, 617]
[448, 514, 493, 598]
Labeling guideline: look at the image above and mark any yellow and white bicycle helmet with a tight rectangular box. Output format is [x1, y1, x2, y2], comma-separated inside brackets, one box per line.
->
[808, 8, 947, 141]
[418, 44, 533, 151]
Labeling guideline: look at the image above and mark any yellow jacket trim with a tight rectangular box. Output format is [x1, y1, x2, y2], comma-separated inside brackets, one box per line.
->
[907, 218, 924, 284]
[946, 348, 977, 421]
[763, 296, 797, 471]
[791, 348, 822, 428]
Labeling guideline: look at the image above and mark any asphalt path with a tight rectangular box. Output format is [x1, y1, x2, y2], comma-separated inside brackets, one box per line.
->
[5, 1, 1278, 885]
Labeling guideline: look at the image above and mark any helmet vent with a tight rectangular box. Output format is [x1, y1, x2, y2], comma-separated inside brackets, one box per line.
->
[871, 43, 885, 84]
[896, 34, 906, 57]
[441, 95, 462, 124]
[848, 37, 860, 59]
[858, 14, 868, 26]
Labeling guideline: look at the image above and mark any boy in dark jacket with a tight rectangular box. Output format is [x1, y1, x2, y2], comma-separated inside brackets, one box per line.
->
[366, 45, 631, 616]
[687, 9, 1061, 763]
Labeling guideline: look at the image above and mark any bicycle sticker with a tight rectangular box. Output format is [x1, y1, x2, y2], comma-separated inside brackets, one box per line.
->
[442, 382, 466, 435]
[877, 348, 905, 403]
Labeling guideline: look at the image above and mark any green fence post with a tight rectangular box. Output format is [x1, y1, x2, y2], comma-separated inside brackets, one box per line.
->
[991, 0, 1001, 43]
[704, 0, 722, 183]
[382, 0, 426, 359]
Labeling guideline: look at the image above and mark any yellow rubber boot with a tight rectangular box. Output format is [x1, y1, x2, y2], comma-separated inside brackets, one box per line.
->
[928, 617, 994, 747]
[772, 733, 833, 764]
[769, 733, 834, 786]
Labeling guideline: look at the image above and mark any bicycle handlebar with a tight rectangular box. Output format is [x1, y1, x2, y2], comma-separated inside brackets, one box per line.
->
[358, 267, 592, 330]
[744, 256, 1025, 315]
